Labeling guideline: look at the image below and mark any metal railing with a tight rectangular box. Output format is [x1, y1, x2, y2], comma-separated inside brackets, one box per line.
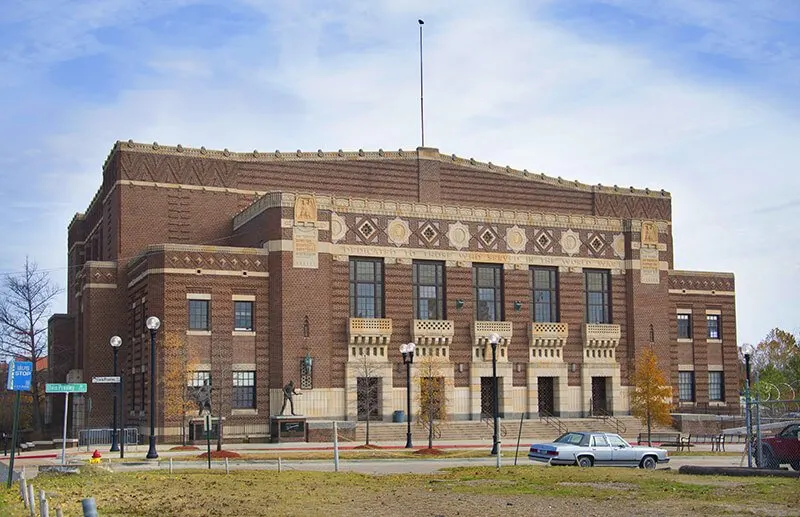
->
[480, 413, 508, 438]
[539, 411, 568, 435]
[593, 409, 627, 434]
[78, 428, 139, 448]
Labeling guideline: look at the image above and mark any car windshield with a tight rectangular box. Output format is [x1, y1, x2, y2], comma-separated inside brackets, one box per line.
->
[554, 433, 586, 446]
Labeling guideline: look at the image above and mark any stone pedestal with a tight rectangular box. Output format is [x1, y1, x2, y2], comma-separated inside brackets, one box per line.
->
[270, 416, 308, 443]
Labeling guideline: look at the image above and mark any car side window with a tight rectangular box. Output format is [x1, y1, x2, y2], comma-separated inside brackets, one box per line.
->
[780, 426, 799, 438]
[592, 435, 609, 447]
[607, 435, 627, 448]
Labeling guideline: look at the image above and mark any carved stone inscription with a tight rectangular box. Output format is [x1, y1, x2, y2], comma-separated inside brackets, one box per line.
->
[639, 247, 660, 284]
[293, 226, 319, 269]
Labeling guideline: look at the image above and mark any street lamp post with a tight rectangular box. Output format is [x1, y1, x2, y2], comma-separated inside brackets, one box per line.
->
[145, 316, 161, 459]
[400, 342, 416, 448]
[109, 335, 122, 452]
[488, 332, 501, 456]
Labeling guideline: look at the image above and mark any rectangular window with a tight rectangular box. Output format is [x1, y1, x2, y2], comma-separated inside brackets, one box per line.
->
[677, 314, 692, 339]
[413, 261, 445, 320]
[349, 258, 384, 318]
[473, 264, 503, 321]
[585, 269, 611, 324]
[707, 314, 721, 339]
[232, 371, 256, 409]
[188, 300, 210, 330]
[234, 301, 254, 331]
[531, 267, 558, 322]
[678, 371, 695, 402]
[709, 371, 724, 402]
[188, 371, 211, 387]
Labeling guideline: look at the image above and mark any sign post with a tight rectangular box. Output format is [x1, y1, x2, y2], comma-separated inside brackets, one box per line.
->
[92, 376, 122, 457]
[203, 412, 212, 470]
[5, 360, 33, 488]
[46, 383, 88, 466]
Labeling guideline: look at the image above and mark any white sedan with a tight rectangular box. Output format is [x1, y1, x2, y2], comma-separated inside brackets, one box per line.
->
[528, 431, 670, 469]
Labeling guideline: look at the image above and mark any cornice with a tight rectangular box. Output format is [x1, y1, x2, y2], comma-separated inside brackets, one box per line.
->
[107, 139, 671, 199]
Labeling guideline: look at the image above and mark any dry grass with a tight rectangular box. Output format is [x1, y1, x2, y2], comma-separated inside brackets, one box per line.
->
[1, 463, 798, 517]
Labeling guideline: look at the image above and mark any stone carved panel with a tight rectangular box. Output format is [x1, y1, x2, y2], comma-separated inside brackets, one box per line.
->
[612, 233, 625, 259]
[330, 212, 347, 243]
[641, 221, 659, 246]
[447, 222, 470, 250]
[560, 229, 581, 256]
[294, 195, 317, 224]
[506, 225, 527, 254]
[639, 247, 660, 284]
[387, 217, 410, 247]
[293, 226, 319, 269]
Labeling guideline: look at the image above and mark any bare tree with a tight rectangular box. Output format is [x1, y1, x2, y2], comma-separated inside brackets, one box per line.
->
[352, 355, 383, 446]
[0, 258, 61, 433]
[415, 355, 449, 450]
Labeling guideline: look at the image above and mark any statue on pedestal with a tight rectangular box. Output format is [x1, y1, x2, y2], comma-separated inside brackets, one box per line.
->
[280, 380, 302, 416]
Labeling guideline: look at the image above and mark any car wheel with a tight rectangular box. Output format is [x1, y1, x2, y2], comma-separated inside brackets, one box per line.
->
[789, 460, 800, 472]
[640, 456, 657, 470]
[759, 447, 779, 469]
[577, 456, 593, 468]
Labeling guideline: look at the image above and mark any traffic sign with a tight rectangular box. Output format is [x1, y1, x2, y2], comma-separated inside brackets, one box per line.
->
[92, 376, 121, 384]
[46, 383, 87, 393]
[6, 361, 33, 391]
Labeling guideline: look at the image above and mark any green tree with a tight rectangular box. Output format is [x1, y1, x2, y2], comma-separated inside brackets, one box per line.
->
[745, 328, 799, 399]
[0, 259, 61, 433]
[630, 346, 673, 446]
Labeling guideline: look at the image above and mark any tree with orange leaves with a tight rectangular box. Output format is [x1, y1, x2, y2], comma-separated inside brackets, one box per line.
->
[630, 346, 673, 446]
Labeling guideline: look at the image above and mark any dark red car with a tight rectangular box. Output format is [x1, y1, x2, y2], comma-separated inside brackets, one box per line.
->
[757, 423, 800, 470]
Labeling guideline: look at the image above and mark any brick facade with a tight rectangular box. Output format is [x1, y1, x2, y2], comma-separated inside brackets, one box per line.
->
[47, 141, 739, 441]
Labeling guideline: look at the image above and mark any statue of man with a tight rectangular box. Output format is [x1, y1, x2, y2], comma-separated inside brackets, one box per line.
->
[280, 380, 302, 416]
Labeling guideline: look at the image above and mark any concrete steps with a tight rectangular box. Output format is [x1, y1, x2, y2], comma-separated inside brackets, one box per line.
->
[353, 416, 679, 444]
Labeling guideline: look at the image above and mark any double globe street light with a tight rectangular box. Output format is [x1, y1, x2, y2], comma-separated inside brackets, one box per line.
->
[400, 342, 416, 448]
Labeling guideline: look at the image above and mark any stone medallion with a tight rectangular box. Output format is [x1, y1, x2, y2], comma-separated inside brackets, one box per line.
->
[387, 217, 411, 247]
[612, 233, 625, 259]
[330, 212, 347, 243]
[560, 229, 581, 256]
[447, 222, 470, 250]
[506, 225, 527, 253]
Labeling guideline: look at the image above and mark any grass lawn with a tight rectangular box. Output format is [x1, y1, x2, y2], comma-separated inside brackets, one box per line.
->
[1, 463, 797, 516]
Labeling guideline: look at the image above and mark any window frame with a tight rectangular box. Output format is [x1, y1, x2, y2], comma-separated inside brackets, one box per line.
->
[233, 300, 254, 331]
[708, 371, 724, 402]
[677, 313, 692, 339]
[678, 371, 695, 402]
[584, 269, 611, 324]
[232, 371, 256, 409]
[707, 314, 721, 339]
[412, 260, 445, 320]
[531, 266, 559, 323]
[188, 299, 210, 331]
[473, 263, 503, 321]
[349, 258, 385, 318]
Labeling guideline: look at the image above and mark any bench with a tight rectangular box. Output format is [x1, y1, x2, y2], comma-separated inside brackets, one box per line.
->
[637, 432, 691, 450]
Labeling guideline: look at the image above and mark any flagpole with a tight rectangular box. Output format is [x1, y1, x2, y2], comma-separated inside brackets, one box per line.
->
[418, 19, 425, 148]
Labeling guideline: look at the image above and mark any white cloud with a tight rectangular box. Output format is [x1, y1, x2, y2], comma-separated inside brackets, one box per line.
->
[1, 0, 798, 344]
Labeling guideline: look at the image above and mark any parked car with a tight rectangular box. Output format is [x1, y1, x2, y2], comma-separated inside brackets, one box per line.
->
[528, 431, 669, 469]
[756, 423, 800, 471]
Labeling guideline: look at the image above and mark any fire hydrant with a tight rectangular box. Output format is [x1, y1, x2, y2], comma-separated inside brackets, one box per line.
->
[89, 449, 102, 464]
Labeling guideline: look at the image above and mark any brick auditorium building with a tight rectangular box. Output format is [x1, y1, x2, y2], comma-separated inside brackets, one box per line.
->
[48, 140, 738, 441]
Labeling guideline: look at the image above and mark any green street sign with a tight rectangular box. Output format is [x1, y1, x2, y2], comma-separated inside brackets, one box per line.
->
[46, 383, 87, 393]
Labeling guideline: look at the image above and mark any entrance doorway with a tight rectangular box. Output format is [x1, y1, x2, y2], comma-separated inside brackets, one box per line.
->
[591, 377, 608, 415]
[357, 377, 381, 421]
[537, 377, 556, 416]
[480, 377, 503, 418]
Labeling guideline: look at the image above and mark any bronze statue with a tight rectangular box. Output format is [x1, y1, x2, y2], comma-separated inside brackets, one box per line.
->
[280, 380, 302, 416]
[191, 380, 213, 415]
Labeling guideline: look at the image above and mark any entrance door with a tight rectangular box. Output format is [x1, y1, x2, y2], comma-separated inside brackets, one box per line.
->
[357, 377, 381, 421]
[591, 377, 608, 415]
[480, 377, 493, 419]
[537, 377, 556, 416]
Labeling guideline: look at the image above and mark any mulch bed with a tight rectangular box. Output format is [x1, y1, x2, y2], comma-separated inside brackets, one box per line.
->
[169, 446, 201, 451]
[197, 450, 242, 459]
[353, 444, 384, 450]
[413, 448, 445, 456]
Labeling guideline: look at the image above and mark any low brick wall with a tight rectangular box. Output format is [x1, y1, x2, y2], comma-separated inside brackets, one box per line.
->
[307, 422, 356, 442]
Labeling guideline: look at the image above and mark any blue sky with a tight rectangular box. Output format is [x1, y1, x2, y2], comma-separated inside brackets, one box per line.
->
[0, 0, 798, 347]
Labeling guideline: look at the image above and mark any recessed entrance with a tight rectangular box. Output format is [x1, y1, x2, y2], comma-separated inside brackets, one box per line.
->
[591, 376, 609, 415]
[537, 377, 556, 416]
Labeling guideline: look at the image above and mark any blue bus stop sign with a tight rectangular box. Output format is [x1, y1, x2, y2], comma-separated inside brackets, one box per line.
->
[6, 360, 33, 391]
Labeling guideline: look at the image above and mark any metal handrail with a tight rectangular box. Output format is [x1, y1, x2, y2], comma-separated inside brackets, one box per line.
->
[539, 410, 568, 435]
[593, 409, 627, 434]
